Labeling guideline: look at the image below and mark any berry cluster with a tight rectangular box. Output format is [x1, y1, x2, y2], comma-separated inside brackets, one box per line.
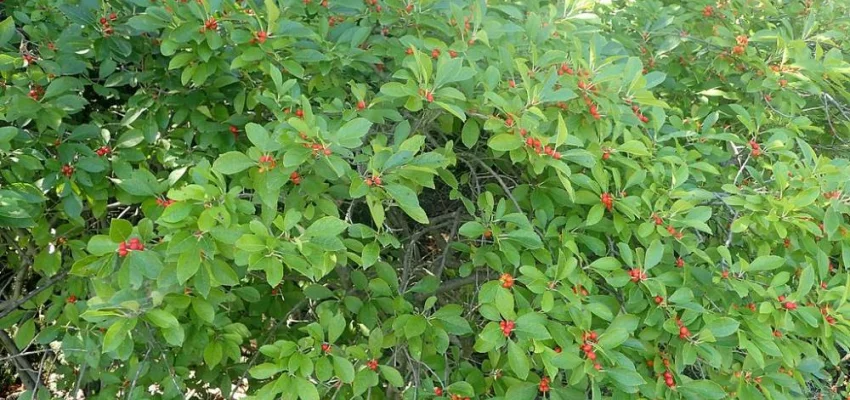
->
[600, 192, 613, 212]
[449, 395, 470, 400]
[295, 108, 304, 118]
[675, 257, 685, 268]
[431, 48, 440, 59]
[631, 105, 649, 123]
[572, 284, 588, 296]
[732, 35, 749, 56]
[258, 155, 277, 173]
[290, 171, 301, 185]
[366, 359, 378, 371]
[585, 99, 601, 120]
[201, 17, 218, 32]
[251, 30, 268, 44]
[67, 295, 77, 304]
[523, 136, 562, 159]
[356, 100, 367, 110]
[327, 15, 345, 27]
[28, 85, 44, 100]
[417, 89, 434, 102]
[820, 306, 836, 325]
[99, 13, 117, 36]
[654, 295, 664, 305]
[628, 268, 647, 282]
[364, 175, 383, 187]
[61, 164, 75, 178]
[499, 273, 514, 289]
[665, 224, 684, 240]
[499, 320, 515, 337]
[155, 198, 176, 207]
[538, 376, 550, 393]
[433, 387, 443, 396]
[702, 5, 713, 17]
[321, 343, 331, 353]
[118, 237, 145, 257]
[95, 145, 111, 156]
[749, 139, 761, 157]
[777, 295, 797, 310]
[557, 62, 574, 76]
[652, 213, 664, 225]
[362, 0, 381, 13]
[662, 369, 675, 388]
[675, 318, 691, 339]
[580, 331, 602, 369]
[22, 53, 37, 66]
[229, 125, 239, 139]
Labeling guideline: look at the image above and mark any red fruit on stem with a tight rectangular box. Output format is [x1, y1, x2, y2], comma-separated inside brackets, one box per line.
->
[499, 273, 514, 289]
[357, 100, 366, 110]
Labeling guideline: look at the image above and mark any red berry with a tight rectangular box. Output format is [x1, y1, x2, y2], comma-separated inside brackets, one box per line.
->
[587, 351, 597, 361]
[321, 343, 331, 353]
[100, 17, 108, 24]
[366, 359, 378, 371]
[449, 50, 458, 58]
[365, 178, 373, 186]
[373, 176, 382, 185]
[425, 92, 434, 102]
[499, 273, 514, 289]
[582, 343, 592, 352]
[67, 295, 77, 304]
[434, 387, 443, 396]
[553, 152, 561, 160]
[783, 301, 797, 310]
[654, 296, 663, 305]
[431, 49, 440, 59]
[295, 109, 304, 117]
[505, 117, 514, 127]
[602, 151, 610, 160]
[509, 80, 516, 88]
[357, 100, 366, 110]
[589, 331, 597, 341]
[594, 363, 602, 370]
[675, 257, 684, 268]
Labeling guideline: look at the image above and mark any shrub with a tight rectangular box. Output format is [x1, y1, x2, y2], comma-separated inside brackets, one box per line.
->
[2, 0, 850, 399]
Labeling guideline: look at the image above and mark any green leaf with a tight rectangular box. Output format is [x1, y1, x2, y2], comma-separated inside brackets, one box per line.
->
[177, 249, 202, 284]
[145, 309, 179, 329]
[747, 255, 785, 272]
[87, 235, 116, 256]
[295, 376, 320, 400]
[607, 368, 646, 390]
[590, 257, 621, 271]
[102, 318, 132, 353]
[304, 216, 349, 238]
[337, 118, 373, 148]
[446, 381, 474, 396]
[597, 328, 629, 350]
[679, 380, 727, 400]
[109, 219, 133, 242]
[507, 340, 530, 379]
[0, 17, 15, 46]
[14, 319, 35, 350]
[204, 342, 223, 368]
[333, 356, 355, 383]
[213, 152, 256, 175]
[644, 239, 664, 270]
[384, 184, 429, 224]
[379, 365, 404, 387]
[488, 134, 523, 152]
[618, 140, 650, 156]
[250, 363, 281, 379]
[462, 119, 480, 148]
[705, 317, 739, 337]
[192, 298, 215, 323]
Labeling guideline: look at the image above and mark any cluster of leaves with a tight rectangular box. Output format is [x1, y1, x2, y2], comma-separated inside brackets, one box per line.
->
[3, 0, 850, 399]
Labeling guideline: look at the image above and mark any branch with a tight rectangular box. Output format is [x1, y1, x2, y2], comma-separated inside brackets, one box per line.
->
[414, 271, 489, 303]
[0, 269, 70, 320]
[0, 330, 39, 390]
[229, 297, 309, 400]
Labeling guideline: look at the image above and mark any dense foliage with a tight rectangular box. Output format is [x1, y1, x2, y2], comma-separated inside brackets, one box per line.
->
[3, 0, 850, 398]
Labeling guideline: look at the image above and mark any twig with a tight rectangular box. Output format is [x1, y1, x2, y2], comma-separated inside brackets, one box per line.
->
[0, 330, 38, 389]
[126, 347, 152, 400]
[229, 298, 309, 400]
[71, 362, 87, 400]
[30, 350, 49, 399]
[0, 269, 70, 319]
[433, 210, 462, 279]
[460, 153, 522, 213]
[143, 323, 183, 397]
